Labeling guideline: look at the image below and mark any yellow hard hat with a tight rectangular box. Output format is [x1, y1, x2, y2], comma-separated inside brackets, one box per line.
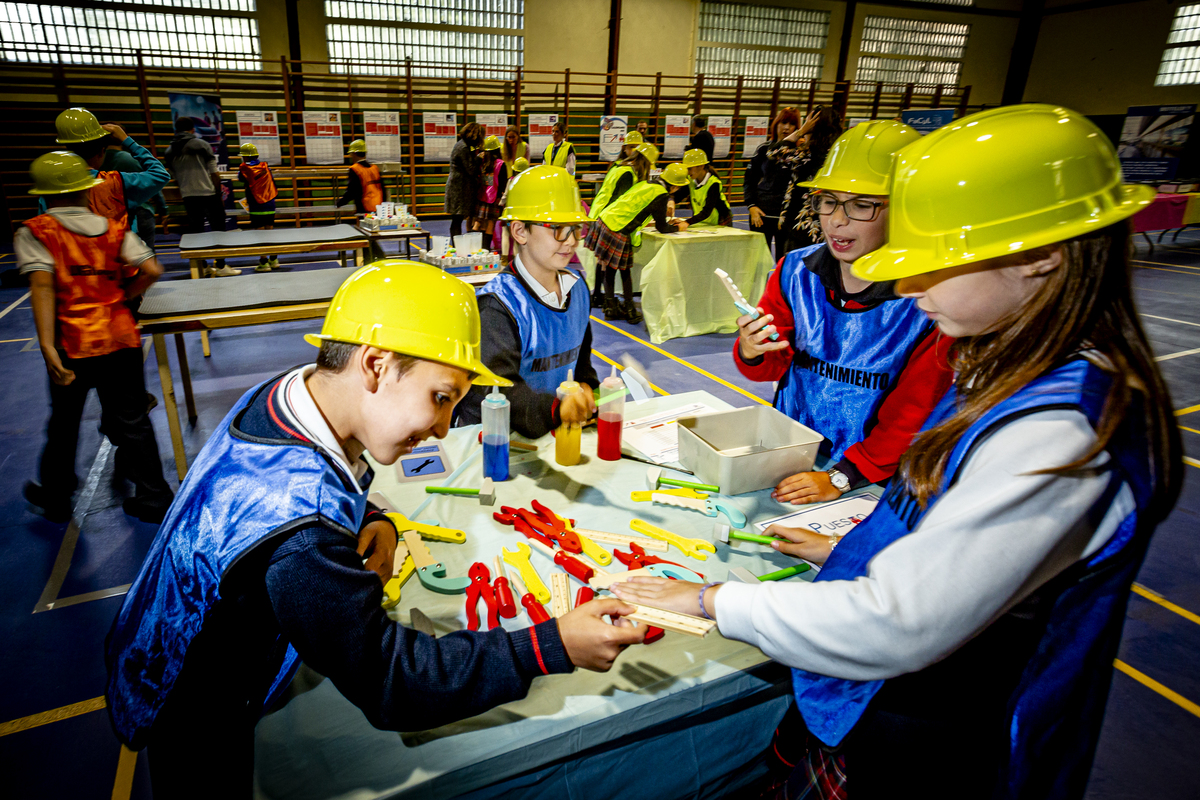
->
[28, 151, 104, 195]
[513, 157, 530, 172]
[681, 148, 709, 168]
[483, 134, 502, 151]
[633, 143, 659, 165]
[500, 165, 588, 223]
[624, 130, 644, 146]
[347, 139, 367, 154]
[853, 104, 1157, 282]
[800, 120, 920, 195]
[55, 107, 107, 144]
[660, 163, 690, 186]
[304, 260, 510, 387]
[239, 142, 259, 158]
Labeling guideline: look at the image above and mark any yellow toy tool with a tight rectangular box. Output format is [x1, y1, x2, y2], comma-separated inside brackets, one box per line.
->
[543, 507, 613, 566]
[502, 542, 551, 604]
[630, 519, 717, 561]
[629, 487, 708, 502]
[384, 511, 466, 544]
[382, 542, 417, 610]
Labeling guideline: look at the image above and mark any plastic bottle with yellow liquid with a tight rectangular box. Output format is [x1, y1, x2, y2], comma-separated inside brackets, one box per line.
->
[555, 369, 582, 466]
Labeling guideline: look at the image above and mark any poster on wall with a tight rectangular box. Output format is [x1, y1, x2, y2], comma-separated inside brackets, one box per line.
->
[477, 113, 508, 139]
[529, 114, 559, 162]
[302, 110, 343, 165]
[663, 115, 691, 160]
[1119, 104, 1195, 181]
[364, 111, 401, 162]
[741, 116, 769, 157]
[709, 116, 732, 160]
[169, 92, 227, 168]
[598, 115, 628, 162]
[235, 110, 281, 165]
[422, 112, 457, 163]
[901, 108, 956, 134]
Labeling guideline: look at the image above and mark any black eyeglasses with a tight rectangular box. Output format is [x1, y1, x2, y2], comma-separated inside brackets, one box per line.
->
[810, 194, 888, 222]
[533, 222, 585, 242]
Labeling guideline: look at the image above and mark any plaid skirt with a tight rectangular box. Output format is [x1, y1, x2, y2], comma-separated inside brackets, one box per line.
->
[474, 199, 501, 220]
[581, 219, 600, 252]
[590, 222, 634, 271]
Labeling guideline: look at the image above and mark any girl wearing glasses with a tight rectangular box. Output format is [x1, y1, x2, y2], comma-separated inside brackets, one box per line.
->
[734, 120, 954, 505]
[457, 166, 599, 438]
[614, 104, 1178, 800]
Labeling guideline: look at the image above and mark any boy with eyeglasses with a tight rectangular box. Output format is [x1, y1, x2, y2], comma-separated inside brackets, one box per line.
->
[733, 121, 955, 511]
[456, 166, 599, 438]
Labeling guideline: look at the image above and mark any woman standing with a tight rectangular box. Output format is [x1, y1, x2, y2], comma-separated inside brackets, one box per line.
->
[500, 125, 526, 179]
[445, 122, 484, 238]
[745, 107, 800, 260]
[776, 106, 843, 252]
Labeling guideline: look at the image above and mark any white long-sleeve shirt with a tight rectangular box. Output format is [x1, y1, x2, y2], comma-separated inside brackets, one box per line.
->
[717, 408, 1135, 681]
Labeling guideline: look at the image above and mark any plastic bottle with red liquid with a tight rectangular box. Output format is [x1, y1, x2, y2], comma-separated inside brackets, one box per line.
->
[597, 366, 625, 461]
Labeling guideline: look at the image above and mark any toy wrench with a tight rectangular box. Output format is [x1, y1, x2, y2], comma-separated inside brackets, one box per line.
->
[494, 508, 557, 550]
[465, 562, 500, 631]
[649, 493, 748, 528]
[403, 531, 472, 594]
[630, 519, 717, 561]
[537, 504, 613, 566]
[385, 511, 466, 544]
[502, 542, 551, 604]
[630, 487, 708, 502]
[645, 562, 706, 583]
[382, 542, 417, 610]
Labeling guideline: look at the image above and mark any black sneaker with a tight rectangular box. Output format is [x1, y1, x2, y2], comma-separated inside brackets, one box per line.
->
[123, 495, 174, 524]
[622, 299, 643, 325]
[603, 298, 623, 320]
[591, 292, 604, 309]
[24, 481, 72, 524]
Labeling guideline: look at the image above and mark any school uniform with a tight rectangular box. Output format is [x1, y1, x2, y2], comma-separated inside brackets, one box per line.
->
[591, 182, 680, 272]
[106, 366, 573, 797]
[734, 243, 953, 488]
[582, 165, 635, 252]
[475, 157, 508, 220]
[237, 157, 278, 228]
[683, 172, 730, 226]
[457, 256, 599, 438]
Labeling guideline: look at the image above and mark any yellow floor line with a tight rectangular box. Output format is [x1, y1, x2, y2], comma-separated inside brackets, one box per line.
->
[111, 744, 137, 800]
[1114, 659, 1200, 719]
[1175, 404, 1200, 416]
[1185, 456, 1200, 469]
[590, 315, 771, 407]
[0, 696, 106, 737]
[1133, 259, 1200, 272]
[1179, 426, 1200, 435]
[1132, 583, 1200, 627]
[0, 337, 33, 344]
[592, 348, 671, 396]
[1134, 264, 1200, 277]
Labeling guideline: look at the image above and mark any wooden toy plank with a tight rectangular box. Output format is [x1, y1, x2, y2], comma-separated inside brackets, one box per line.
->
[550, 573, 571, 618]
[573, 528, 669, 552]
[627, 604, 716, 638]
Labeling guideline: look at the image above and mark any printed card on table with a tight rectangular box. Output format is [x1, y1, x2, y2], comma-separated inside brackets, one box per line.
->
[753, 494, 880, 536]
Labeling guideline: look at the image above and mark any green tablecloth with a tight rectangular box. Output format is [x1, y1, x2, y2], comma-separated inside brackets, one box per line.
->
[579, 225, 775, 344]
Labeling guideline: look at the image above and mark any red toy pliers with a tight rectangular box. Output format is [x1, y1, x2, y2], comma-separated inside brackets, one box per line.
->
[465, 562, 500, 631]
[613, 543, 705, 580]
[494, 506, 557, 550]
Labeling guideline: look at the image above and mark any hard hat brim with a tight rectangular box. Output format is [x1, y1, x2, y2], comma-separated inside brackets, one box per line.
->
[28, 175, 105, 195]
[54, 131, 108, 144]
[303, 333, 513, 387]
[798, 178, 890, 196]
[498, 210, 590, 223]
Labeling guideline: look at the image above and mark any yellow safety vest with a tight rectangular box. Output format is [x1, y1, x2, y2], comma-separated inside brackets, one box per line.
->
[599, 181, 667, 247]
[589, 166, 636, 220]
[687, 173, 728, 226]
[544, 140, 574, 168]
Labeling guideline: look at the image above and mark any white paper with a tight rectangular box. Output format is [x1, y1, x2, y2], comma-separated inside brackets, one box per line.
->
[476, 113, 508, 139]
[529, 113, 559, 163]
[741, 116, 769, 158]
[754, 495, 879, 537]
[364, 111, 401, 162]
[422, 112, 457, 163]
[303, 111, 343, 166]
[709, 116, 732, 160]
[236, 110, 282, 165]
[663, 115, 691, 160]
[622, 402, 715, 464]
[598, 115, 628, 162]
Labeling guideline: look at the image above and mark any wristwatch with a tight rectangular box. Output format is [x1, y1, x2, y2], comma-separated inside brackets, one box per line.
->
[826, 468, 851, 494]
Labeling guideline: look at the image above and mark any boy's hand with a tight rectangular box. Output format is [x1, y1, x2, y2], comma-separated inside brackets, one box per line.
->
[761, 523, 834, 565]
[737, 309, 788, 360]
[749, 207, 764, 228]
[357, 519, 397, 584]
[675, 220, 689, 232]
[41, 347, 75, 386]
[559, 384, 595, 426]
[610, 576, 711, 618]
[557, 598, 645, 671]
[772, 470, 841, 506]
[101, 123, 128, 142]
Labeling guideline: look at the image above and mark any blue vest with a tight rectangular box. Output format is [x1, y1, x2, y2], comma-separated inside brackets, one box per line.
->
[792, 358, 1153, 795]
[477, 268, 592, 395]
[774, 244, 934, 462]
[105, 378, 367, 747]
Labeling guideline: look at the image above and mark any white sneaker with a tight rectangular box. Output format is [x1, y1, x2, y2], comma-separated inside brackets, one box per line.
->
[212, 266, 241, 277]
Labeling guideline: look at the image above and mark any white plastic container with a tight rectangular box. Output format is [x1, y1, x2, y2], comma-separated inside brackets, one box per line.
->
[677, 406, 824, 495]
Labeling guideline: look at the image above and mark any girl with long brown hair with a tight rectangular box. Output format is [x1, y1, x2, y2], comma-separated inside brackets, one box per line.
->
[613, 105, 1180, 799]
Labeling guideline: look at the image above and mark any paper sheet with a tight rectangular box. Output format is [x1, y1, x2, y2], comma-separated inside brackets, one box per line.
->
[303, 111, 343, 165]
[753, 494, 879, 536]
[622, 402, 715, 463]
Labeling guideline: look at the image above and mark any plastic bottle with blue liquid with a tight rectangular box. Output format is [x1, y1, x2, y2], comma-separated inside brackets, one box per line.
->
[481, 385, 510, 481]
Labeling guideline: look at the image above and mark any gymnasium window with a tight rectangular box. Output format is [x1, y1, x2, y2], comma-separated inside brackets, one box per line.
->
[696, 2, 829, 84]
[855, 16, 969, 90]
[0, 1, 261, 69]
[1155, 4, 1200, 86]
[325, 0, 523, 77]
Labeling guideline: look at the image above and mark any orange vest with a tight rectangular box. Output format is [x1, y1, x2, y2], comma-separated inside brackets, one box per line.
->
[25, 214, 141, 359]
[88, 171, 128, 229]
[350, 161, 383, 212]
[239, 161, 278, 205]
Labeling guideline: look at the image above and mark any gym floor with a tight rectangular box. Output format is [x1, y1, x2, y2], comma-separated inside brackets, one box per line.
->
[0, 209, 1197, 799]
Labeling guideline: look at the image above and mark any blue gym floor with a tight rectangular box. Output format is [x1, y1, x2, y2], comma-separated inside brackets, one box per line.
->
[1, 210, 1198, 798]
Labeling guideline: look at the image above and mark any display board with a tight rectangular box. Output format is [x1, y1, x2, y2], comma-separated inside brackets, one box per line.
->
[709, 116, 732, 160]
[235, 110, 281, 165]
[303, 110, 344, 165]
[169, 92, 228, 169]
[741, 117, 768, 158]
[476, 113, 508, 139]
[900, 108, 956, 134]
[529, 113, 559, 162]
[363, 111, 401, 162]
[1119, 104, 1196, 182]
[422, 112, 458, 163]
[664, 115, 691, 160]
[598, 115, 628, 162]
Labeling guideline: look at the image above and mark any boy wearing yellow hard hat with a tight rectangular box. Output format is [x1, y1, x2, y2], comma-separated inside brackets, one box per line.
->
[679, 148, 731, 226]
[338, 138, 386, 214]
[18, 152, 173, 524]
[620, 128, 644, 160]
[733, 120, 953, 503]
[589, 161, 690, 323]
[458, 166, 599, 437]
[237, 142, 280, 271]
[106, 260, 644, 793]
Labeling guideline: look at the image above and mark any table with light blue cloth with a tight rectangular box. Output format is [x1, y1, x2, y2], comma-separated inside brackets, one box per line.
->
[253, 390, 875, 799]
[579, 225, 774, 344]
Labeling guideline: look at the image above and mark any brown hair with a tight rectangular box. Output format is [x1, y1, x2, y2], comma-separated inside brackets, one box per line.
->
[621, 150, 654, 182]
[770, 107, 801, 142]
[459, 122, 484, 147]
[802, 105, 842, 164]
[501, 125, 522, 161]
[316, 340, 418, 378]
[899, 224, 1181, 517]
[552, 120, 568, 136]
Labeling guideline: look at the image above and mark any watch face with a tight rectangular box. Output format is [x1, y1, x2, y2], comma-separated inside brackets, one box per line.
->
[830, 471, 850, 490]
